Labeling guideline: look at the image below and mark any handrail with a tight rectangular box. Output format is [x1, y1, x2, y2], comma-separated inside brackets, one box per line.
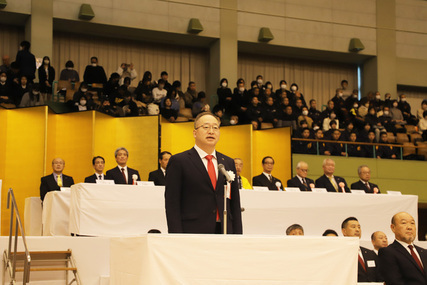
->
[292, 137, 427, 149]
[6, 188, 31, 284]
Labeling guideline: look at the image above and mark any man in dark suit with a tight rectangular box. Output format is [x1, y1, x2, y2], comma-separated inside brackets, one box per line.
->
[379, 212, 427, 284]
[252, 156, 283, 190]
[341, 217, 382, 283]
[40, 158, 74, 201]
[351, 165, 381, 194]
[165, 112, 243, 234]
[315, 158, 350, 193]
[84, 156, 108, 183]
[148, 151, 171, 186]
[106, 147, 140, 185]
[287, 161, 314, 191]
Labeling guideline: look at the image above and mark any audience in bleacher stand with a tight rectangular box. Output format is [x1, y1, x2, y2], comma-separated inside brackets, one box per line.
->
[192, 91, 210, 118]
[13, 75, 29, 106]
[252, 156, 283, 190]
[286, 224, 304, 236]
[184, 81, 197, 108]
[341, 217, 382, 283]
[263, 96, 280, 127]
[152, 79, 168, 104]
[331, 88, 346, 123]
[378, 106, 395, 133]
[0, 71, 14, 106]
[315, 158, 350, 193]
[232, 79, 249, 124]
[38, 56, 55, 96]
[371, 231, 388, 255]
[161, 97, 178, 122]
[275, 80, 291, 99]
[377, 132, 397, 159]
[417, 100, 427, 121]
[19, 83, 44, 107]
[216, 78, 232, 114]
[346, 132, 364, 157]
[313, 129, 327, 155]
[340, 79, 352, 97]
[158, 71, 172, 92]
[72, 82, 90, 104]
[105, 147, 140, 185]
[398, 94, 418, 126]
[116, 63, 137, 86]
[378, 212, 427, 284]
[59, 60, 80, 82]
[7, 62, 20, 86]
[326, 129, 346, 156]
[322, 229, 338, 236]
[15, 41, 36, 84]
[419, 110, 427, 141]
[323, 119, 338, 140]
[371, 91, 383, 112]
[83, 56, 107, 85]
[0, 55, 10, 73]
[308, 99, 322, 126]
[390, 99, 406, 126]
[287, 161, 314, 191]
[297, 106, 313, 129]
[255, 75, 264, 93]
[293, 128, 316, 154]
[117, 89, 139, 117]
[247, 96, 263, 130]
[40, 158, 75, 201]
[104, 72, 120, 101]
[345, 89, 359, 111]
[135, 71, 154, 105]
[148, 151, 171, 186]
[350, 165, 380, 194]
[234, 158, 252, 190]
[84, 156, 108, 183]
[281, 105, 297, 130]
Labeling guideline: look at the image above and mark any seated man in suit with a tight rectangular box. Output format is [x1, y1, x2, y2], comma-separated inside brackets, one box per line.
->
[84, 156, 108, 183]
[234, 158, 252, 189]
[378, 212, 427, 284]
[287, 161, 314, 191]
[371, 231, 388, 255]
[40, 157, 74, 201]
[351, 165, 380, 194]
[106, 147, 140, 184]
[342, 217, 382, 283]
[315, 158, 350, 193]
[252, 156, 283, 190]
[148, 151, 171, 186]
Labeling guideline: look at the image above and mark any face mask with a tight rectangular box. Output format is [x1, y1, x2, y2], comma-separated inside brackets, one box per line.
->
[81, 88, 88, 93]
[257, 79, 263, 85]
[313, 126, 319, 131]
[302, 110, 308, 116]
[338, 92, 343, 97]
[376, 95, 381, 100]
[291, 86, 297, 91]
[80, 100, 87, 106]
[353, 104, 358, 108]
[393, 103, 398, 107]
[239, 87, 245, 92]
[67, 67, 73, 71]
[221, 82, 227, 88]
[230, 119, 236, 125]
[21, 85, 26, 89]
[281, 84, 287, 89]
[44, 60, 49, 65]
[91, 63, 97, 67]
[353, 94, 358, 98]
[0, 77, 6, 82]
[267, 85, 272, 89]
[401, 98, 406, 102]
[33, 91, 40, 95]
[330, 114, 336, 119]
[384, 111, 389, 115]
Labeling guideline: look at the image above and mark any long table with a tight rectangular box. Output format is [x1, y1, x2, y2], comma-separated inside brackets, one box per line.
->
[40, 183, 418, 241]
[110, 234, 359, 285]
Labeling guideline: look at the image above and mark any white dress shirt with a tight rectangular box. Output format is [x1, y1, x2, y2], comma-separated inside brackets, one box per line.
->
[194, 144, 218, 179]
[117, 165, 128, 183]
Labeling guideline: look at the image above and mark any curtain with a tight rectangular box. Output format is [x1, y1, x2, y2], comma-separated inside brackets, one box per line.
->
[52, 32, 209, 89]
[0, 24, 25, 63]
[238, 53, 358, 109]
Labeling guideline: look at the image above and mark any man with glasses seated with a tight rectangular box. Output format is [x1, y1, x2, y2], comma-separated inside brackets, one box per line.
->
[165, 112, 243, 234]
[252, 156, 283, 190]
[287, 161, 314, 191]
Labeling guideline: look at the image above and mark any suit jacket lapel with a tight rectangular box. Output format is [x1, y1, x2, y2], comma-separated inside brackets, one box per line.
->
[415, 245, 427, 276]
[215, 153, 226, 192]
[188, 148, 215, 190]
[394, 241, 424, 274]
[323, 174, 334, 191]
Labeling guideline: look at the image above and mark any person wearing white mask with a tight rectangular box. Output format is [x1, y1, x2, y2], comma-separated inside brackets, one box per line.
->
[398, 94, 418, 125]
[390, 100, 406, 125]
[345, 89, 359, 110]
[83, 56, 107, 85]
[59, 60, 80, 82]
[216, 78, 232, 113]
[275, 79, 291, 98]
[38, 56, 55, 97]
[256, 75, 264, 89]
[232, 79, 249, 124]
[0, 72, 14, 105]
[19, 83, 45, 107]
[322, 111, 339, 132]
[298, 106, 313, 128]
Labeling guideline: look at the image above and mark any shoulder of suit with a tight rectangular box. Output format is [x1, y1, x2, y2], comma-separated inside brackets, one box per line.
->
[63, 174, 73, 179]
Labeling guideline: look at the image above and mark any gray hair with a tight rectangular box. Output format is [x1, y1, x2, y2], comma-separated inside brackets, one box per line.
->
[322, 158, 335, 166]
[286, 224, 304, 235]
[114, 147, 129, 157]
[357, 165, 370, 174]
[194, 112, 220, 129]
[296, 161, 308, 169]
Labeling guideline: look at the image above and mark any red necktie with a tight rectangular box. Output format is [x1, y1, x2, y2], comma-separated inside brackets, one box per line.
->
[205, 155, 219, 221]
[358, 255, 367, 272]
[121, 168, 127, 184]
[205, 155, 217, 189]
[409, 245, 424, 271]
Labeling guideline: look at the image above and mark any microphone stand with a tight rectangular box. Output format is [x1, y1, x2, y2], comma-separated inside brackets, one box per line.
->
[223, 184, 227, 235]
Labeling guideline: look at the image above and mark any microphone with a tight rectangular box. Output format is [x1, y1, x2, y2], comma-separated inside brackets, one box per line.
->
[218, 164, 232, 183]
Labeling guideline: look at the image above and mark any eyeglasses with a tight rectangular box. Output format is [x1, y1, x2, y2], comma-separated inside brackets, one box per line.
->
[299, 169, 308, 172]
[195, 124, 220, 131]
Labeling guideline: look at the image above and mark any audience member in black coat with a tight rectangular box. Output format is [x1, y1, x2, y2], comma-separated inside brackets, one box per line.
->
[38, 56, 55, 94]
[325, 129, 346, 156]
[148, 151, 171, 186]
[292, 128, 316, 154]
[83, 56, 107, 85]
[15, 41, 36, 83]
[263, 97, 280, 127]
[398, 94, 418, 125]
[135, 71, 155, 104]
[347, 132, 364, 157]
[345, 89, 359, 111]
[246, 96, 264, 130]
[308, 99, 322, 126]
[161, 97, 178, 122]
[377, 132, 397, 159]
[232, 81, 250, 123]
[364, 131, 377, 158]
[275, 80, 291, 100]
[216, 78, 233, 113]
[0, 71, 14, 105]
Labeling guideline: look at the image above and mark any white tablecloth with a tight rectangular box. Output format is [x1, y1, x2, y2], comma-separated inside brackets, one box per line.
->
[110, 235, 359, 285]
[24, 197, 42, 236]
[42, 190, 71, 236]
[41, 183, 418, 240]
